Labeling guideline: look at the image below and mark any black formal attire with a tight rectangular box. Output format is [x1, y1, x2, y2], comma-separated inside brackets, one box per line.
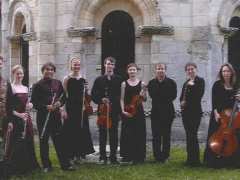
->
[148, 77, 177, 162]
[6, 89, 39, 175]
[204, 80, 240, 168]
[91, 75, 122, 162]
[120, 81, 146, 163]
[63, 77, 95, 160]
[180, 76, 205, 165]
[31, 78, 70, 169]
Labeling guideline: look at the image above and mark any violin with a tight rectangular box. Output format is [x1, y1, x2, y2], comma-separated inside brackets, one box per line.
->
[81, 81, 93, 128]
[97, 102, 112, 128]
[124, 95, 144, 118]
[209, 91, 240, 157]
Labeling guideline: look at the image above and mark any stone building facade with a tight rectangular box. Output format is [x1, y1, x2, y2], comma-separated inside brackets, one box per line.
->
[0, 0, 240, 142]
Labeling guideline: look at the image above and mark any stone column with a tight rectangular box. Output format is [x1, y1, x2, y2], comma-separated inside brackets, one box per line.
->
[37, 0, 56, 79]
[191, 0, 211, 111]
[1, 0, 10, 78]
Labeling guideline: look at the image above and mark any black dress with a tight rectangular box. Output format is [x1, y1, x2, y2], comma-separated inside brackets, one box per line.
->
[7, 92, 39, 174]
[120, 81, 146, 163]
[204, 80, 239, 168]
[64, 77, 95, 159]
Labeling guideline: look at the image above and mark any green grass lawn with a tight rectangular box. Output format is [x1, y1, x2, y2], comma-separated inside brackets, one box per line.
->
[10, 146, 240, 180]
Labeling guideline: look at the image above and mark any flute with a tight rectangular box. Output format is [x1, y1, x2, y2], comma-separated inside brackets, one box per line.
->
[40, 92, 56, 139]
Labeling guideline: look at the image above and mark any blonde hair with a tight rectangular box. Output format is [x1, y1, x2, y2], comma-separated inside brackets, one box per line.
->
[12, 65, 24, 75]
[69, 57, 81, 71]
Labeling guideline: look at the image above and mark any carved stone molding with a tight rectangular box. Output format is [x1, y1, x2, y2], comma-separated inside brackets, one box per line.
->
[219, 26, 239, 38]
[67, 27, 96, 37]
[7, 32, 37, 42]
[7, 34, 21, 42]
[138, 25, 174, 36]
[22, 32, 37, 41]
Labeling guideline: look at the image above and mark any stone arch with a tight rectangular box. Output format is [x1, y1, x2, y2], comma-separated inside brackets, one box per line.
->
[217, 0, 240, 28]
[8, 0, 33, 85]
[72, 0, 160, 28]
[8, 0, 34, 35]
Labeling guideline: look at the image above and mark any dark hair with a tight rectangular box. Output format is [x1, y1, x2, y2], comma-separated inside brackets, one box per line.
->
[126, 63, 139, 70]
[0, 56, 3, 62]
[104, 56, 116, 65]
[218, 63, 236, 86]
[155, 63, 167, 70]
[41, 62, 56, 73]
[185, 62, 197, 71]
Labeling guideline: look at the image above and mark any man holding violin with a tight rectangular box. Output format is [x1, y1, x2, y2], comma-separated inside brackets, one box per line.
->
[148, 63, 177, 163]
[91, 57, 122, 164]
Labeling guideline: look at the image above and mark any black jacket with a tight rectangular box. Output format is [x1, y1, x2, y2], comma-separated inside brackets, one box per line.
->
[91, 75, 122, 114]
[148, 77, 177, 119]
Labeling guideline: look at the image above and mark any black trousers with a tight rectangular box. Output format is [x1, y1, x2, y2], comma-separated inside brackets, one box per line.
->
[182, 112, 201, 164]
[37, 113, 70, 169]
[151, 115, 173, 161]
[98, 117, 119, 161]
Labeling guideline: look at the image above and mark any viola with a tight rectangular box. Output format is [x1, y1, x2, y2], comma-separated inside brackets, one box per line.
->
[209, 99, 240, 157]
[97, 102, 112, 128]
[84, 94, 93, 115]
[124, 95, 144, 118]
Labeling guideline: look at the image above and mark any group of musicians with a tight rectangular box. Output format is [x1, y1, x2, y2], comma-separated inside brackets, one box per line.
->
[0, 55, 240, 177]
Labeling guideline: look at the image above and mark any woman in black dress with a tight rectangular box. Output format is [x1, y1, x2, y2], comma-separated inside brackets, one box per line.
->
[204, 63, 240, 168]
[6, 65, 39, 174]
[180, 62, 205, 166]
[120, 63, 147, 163]
[63, 57, 95, 163]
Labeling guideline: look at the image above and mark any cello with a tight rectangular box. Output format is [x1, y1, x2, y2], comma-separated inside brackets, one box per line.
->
[209, 91, 240, 157]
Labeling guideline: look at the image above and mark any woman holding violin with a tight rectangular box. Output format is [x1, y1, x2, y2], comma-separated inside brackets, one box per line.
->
[62, 57, 95, 164]
[180, 62, 205, 166]
[91, 57, 122, 164]
[120, 63, 147, 164]
[204, 63, 240, 168]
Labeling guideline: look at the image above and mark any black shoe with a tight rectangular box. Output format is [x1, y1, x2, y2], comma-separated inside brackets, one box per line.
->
[132, 159, 144, 165]
[184, 161, 201, 167]
[110, 159, 120, 165]
[98, 157, 107, 165]
[120, 157, 132, 165]
[62, 166, 75, 171]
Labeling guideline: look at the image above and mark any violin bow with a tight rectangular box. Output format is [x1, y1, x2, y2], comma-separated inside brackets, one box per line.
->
[81, 79, 86, 129]
[4, 124, 12, 160]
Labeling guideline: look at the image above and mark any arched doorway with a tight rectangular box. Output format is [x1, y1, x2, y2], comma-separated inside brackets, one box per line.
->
[228, 16, 240, 83]
[20, 25, 29, 86]
[101, 10, 135, 79]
